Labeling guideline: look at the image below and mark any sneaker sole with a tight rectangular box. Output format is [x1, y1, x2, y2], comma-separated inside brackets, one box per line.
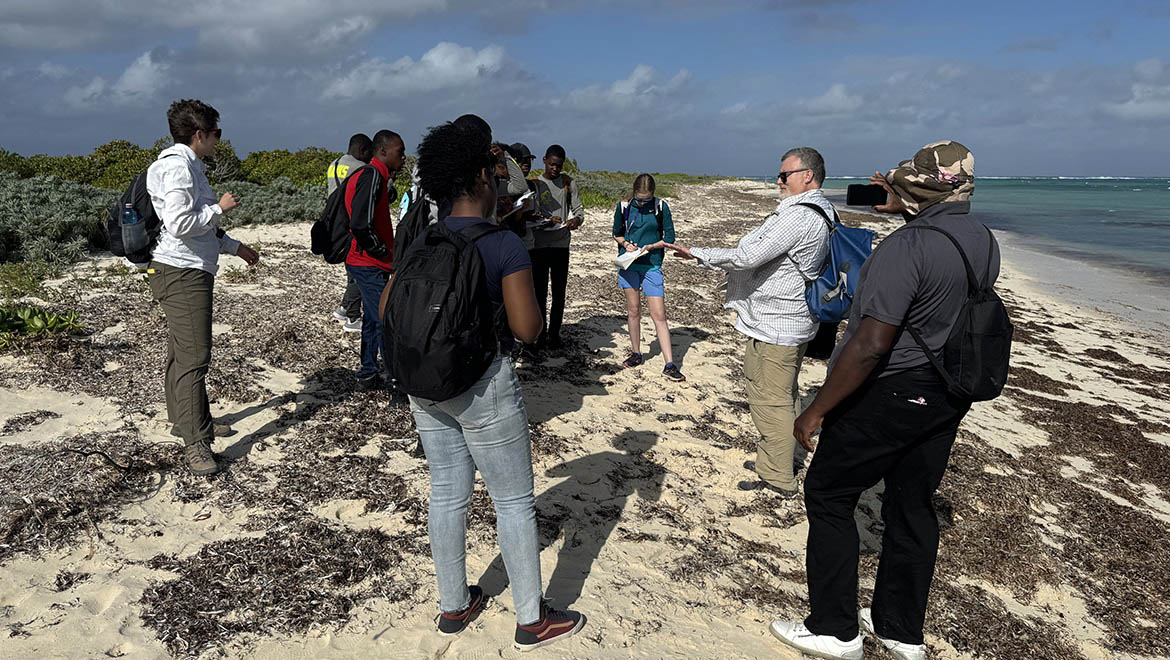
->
[514, 615, 585, 652]
[342, 326, 362, 333]
[769, 622, 861, 660]
[189, 463, 221, 476]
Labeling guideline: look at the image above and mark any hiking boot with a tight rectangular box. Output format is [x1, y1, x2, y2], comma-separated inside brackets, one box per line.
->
[342, 317, 362, 333]
[171, 423, 234, 439]
[769, 620, 862, 660]
[183, 442, 221, 476]
[331, 305, 349, 322]
[737, 480, 798, 497]
[514, 601, 584, 652]
[663, 362, 686, 382]
[622, 352, 644, 368]
[437, 585, 487, 636]
[859, 608, 926, 660]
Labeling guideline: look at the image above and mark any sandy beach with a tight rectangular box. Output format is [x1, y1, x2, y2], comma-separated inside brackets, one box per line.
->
[2, 179, 1169, 659]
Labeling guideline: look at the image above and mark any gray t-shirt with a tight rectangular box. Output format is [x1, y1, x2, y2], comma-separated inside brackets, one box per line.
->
[831, 201, 1001, 377]
[326, 154, 366, 194]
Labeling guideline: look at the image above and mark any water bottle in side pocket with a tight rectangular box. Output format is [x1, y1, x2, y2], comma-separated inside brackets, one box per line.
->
[121, 203, 149, 254]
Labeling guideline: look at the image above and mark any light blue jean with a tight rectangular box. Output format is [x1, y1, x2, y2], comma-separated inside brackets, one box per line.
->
[409, 356, 543, 625]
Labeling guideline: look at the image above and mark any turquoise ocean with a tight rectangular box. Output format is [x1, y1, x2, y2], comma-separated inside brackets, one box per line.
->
[749, 176, 1170, 283]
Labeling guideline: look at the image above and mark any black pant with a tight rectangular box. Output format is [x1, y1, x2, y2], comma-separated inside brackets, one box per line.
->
[803, 367, 970, 645]
[530, 247, 569, 341]
[340, 271, 362, 320]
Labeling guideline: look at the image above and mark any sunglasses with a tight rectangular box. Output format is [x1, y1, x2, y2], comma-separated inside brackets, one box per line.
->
[777, 168, 809, 183]
[202, 127, 222, 139]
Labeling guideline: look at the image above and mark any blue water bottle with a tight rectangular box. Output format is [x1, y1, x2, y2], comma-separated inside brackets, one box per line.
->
[121, 203, 149, 254]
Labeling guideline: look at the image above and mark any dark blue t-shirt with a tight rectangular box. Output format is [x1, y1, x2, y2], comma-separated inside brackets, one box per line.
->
[444, 217, 532, 303]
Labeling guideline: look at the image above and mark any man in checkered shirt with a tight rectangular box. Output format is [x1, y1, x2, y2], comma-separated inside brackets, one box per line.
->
[669, 147, 831, 497]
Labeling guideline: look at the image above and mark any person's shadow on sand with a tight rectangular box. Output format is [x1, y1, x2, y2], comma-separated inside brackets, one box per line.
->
[478, 430, 664, 609]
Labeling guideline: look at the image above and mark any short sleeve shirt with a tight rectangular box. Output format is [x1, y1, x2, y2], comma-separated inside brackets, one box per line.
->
[444, 217, 532, 303]
[830, 202, 1001, 377]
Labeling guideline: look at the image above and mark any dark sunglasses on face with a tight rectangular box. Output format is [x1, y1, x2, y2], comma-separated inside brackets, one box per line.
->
[777, 168, 809, 184]
[202, 127, 222, 139]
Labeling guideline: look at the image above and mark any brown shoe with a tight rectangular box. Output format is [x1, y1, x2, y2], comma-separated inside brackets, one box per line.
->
[184, 442, 221, 476]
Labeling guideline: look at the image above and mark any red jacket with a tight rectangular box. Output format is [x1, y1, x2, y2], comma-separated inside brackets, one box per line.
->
[344, 157, 394, 271]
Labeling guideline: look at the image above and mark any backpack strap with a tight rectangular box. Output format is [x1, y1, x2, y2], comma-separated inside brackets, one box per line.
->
[787, 202, 837, 281]
[899, 223, 992, 394]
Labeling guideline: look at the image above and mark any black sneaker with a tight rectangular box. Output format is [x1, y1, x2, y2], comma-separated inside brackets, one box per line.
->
[737, 480, 798, 497]
[663, 363, 686, 382]
[514, 601, 584, 651]
[622, 352, 644, 368]
[356, 374, 384, 391]
[437, 585, 487, 636]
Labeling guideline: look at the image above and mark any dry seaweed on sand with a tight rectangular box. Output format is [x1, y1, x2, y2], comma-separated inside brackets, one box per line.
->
[140, 516, 414, 657]
[0, 409, 61, 435]
[928, 581, 1085, 659]
[0, 428, 182, 563]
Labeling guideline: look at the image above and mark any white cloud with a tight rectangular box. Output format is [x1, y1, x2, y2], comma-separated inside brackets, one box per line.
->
[0, 0, 444, 56]
[1105, 83, 1170, 121]
[1135, 58, 1164, 82]
[324, 42, 509, 99]
[563, 65, 692, 112]
[796, 83, 862, 115]
[62, 77, 106, 109]
[112, 50, 170, 100]
[36, 62, 71, 80]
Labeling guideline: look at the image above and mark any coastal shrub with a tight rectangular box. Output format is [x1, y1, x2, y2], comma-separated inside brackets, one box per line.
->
[240, 147, 341, 187]
[89, 140, 157, 189]
[0, 303, 83, 350]
[215, 178, 326, 227]
[0, 176, 117, 263]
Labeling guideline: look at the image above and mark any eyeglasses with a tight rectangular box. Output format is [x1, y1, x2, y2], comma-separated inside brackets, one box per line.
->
[202, 127, 222, 139]
[777, 168, 809, 184]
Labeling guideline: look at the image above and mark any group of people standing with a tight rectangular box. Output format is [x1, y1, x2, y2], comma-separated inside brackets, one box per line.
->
[145, 97, 995, 658]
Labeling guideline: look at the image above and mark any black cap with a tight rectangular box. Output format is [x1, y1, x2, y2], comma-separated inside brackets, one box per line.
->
[508, 142, 535, 161]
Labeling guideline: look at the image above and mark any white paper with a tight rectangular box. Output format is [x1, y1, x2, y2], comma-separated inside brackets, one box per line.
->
[614, 247, 648, 270]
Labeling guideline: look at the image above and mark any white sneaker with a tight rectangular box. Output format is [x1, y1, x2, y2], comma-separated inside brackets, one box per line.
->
[342, 317, 362, 333]
[331, 306, 349, 322]
[769, 620, 862, 660]
[859, 608, 926, 660]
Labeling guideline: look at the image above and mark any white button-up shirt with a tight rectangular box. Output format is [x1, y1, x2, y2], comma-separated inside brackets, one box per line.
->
[691, 189, 832, 346]
[147, 143, 240, 275]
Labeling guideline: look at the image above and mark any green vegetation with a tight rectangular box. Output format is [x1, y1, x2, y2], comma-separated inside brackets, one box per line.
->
[0, 140, 716, 296]
[0, 303, 83, 350]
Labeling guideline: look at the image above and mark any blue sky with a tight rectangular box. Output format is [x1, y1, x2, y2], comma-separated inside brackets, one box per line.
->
[1, 1, 1168, 176]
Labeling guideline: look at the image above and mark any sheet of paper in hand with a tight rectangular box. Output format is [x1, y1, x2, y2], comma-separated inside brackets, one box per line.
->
[614, 247, 648, 270]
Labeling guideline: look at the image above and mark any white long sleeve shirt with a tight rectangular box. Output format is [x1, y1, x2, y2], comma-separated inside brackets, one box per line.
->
[147, 143, 240, 275]
[691, 189, 832, 346]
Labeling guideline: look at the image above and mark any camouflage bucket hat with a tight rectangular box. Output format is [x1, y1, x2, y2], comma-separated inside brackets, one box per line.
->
[885, 140, 975, 214]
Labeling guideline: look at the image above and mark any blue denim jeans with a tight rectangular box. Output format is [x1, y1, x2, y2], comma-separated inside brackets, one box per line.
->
[345, 264, 389, 380]
[409, 356, 542, 625]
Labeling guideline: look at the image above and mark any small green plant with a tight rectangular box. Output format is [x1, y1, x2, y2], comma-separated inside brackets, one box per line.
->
[0, 304, 84, 349]
[0, 261, 57, 299]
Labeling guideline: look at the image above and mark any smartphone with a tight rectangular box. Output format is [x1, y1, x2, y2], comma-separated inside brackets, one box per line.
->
[846, 184, 888, 207]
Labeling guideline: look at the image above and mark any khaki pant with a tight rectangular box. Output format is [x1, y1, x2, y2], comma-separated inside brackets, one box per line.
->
[744, 338, 807, 490]
[148, 262, 215, 447]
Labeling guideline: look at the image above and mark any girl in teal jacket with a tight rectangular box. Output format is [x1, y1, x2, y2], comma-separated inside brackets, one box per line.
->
[612, 174, 684, 382]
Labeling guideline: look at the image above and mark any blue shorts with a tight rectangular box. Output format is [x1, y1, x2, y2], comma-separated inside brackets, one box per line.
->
[618, 269, 664, 297]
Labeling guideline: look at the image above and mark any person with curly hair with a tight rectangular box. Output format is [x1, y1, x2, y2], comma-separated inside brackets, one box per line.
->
[388, 121, 585, 651]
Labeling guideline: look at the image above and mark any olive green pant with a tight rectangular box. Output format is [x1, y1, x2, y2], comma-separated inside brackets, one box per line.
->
[744, 338, 808, 491]
[148, 261, 215, 447]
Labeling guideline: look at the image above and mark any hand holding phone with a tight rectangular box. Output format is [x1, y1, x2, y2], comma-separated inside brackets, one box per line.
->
[846, 184, 887, 207]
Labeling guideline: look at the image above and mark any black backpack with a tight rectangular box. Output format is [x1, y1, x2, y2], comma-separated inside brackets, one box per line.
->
[391, 195, 432, 272]
[310, 166, 368, 264]
[106, 153, 180, 263]
[905, 225, 1013, 402]
[383, 221, 505, 401]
